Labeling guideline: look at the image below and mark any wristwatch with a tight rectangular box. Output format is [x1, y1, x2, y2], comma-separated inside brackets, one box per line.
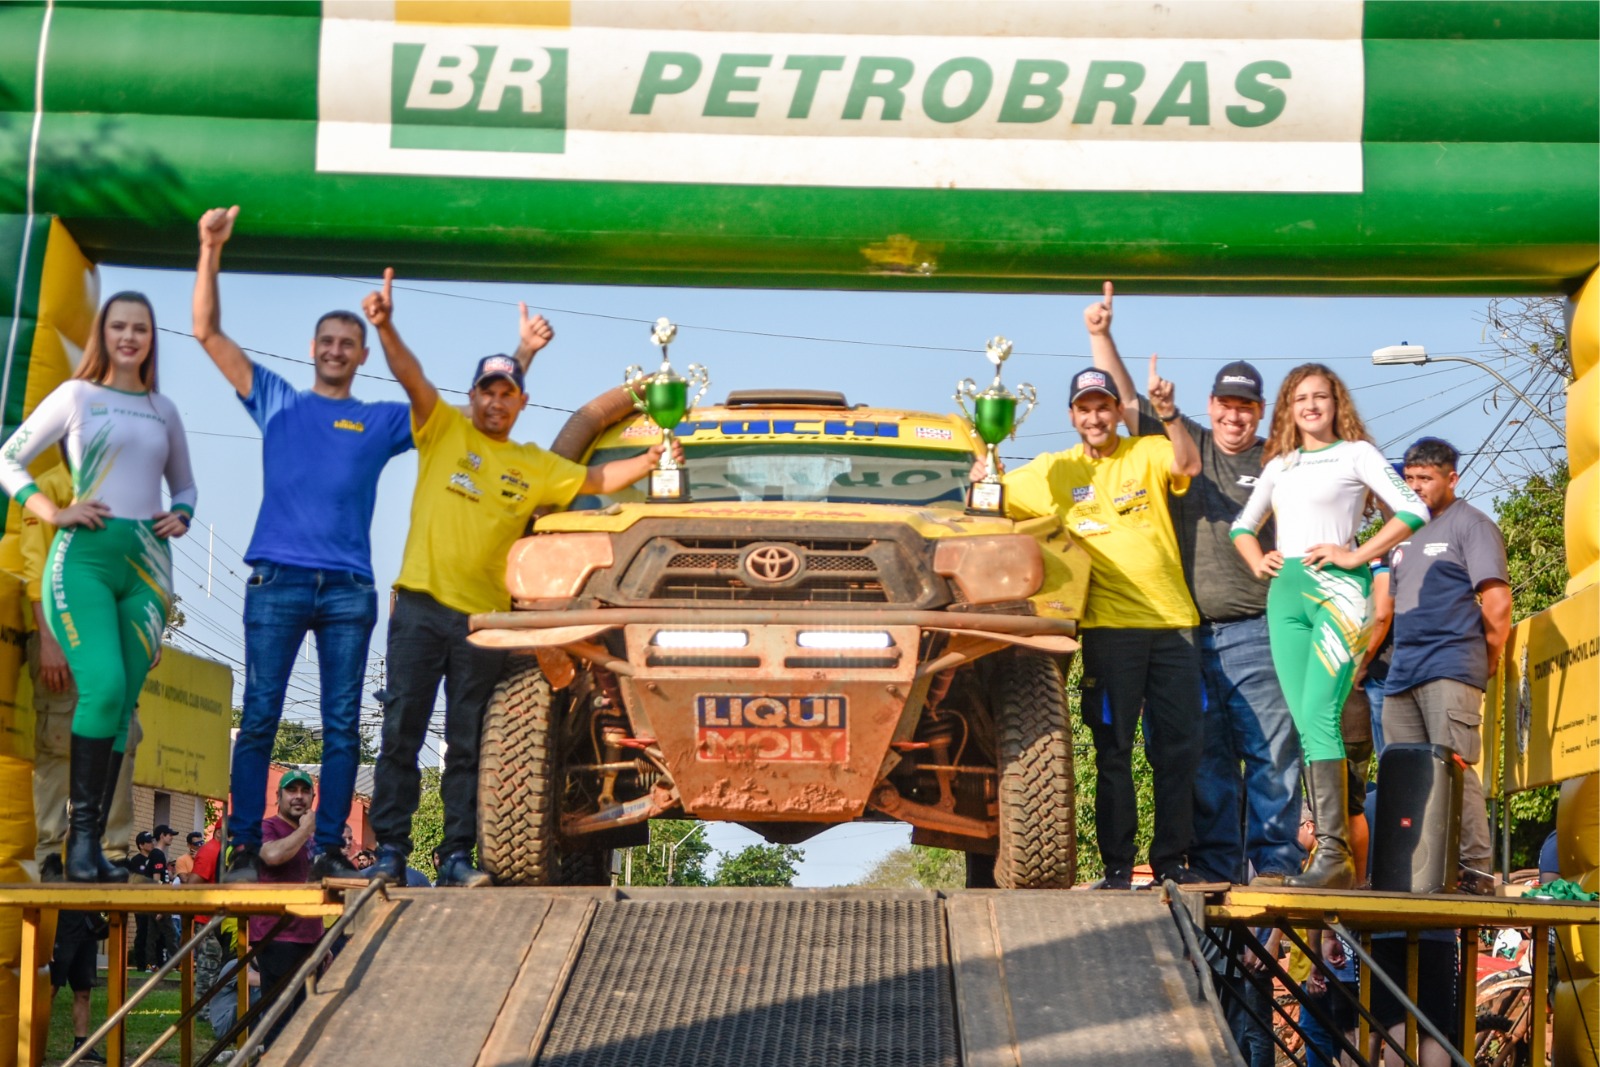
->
[1158, 408, 1182, 424]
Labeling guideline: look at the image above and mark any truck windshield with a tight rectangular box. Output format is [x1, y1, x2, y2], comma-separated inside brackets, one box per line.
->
[573, 442, 976, 509]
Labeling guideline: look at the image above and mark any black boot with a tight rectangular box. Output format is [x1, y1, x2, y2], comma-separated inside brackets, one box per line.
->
[1286, 759, 1355, 890]
[66, 734, 119, 884]
[93, 750, 130, 882]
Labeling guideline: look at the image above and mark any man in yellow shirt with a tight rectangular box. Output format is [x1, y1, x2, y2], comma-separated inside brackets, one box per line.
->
[989, 355, 1205, 889]
[361, 271, 673, 887]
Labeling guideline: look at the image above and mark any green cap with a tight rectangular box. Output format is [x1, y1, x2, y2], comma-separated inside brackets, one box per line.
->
[279, 768, 314, 790]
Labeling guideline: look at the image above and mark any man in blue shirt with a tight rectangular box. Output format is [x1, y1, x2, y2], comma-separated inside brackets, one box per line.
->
[193, 206, 552, 880]
[1384, 437, 1511, 895]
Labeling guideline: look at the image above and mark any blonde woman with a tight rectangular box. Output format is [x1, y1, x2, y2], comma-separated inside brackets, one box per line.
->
[0, 292, 195, 882]
[1230, 364, 1425, 888]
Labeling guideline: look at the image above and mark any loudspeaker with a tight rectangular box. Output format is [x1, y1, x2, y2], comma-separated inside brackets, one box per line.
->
[1372, 743, 1464, 894]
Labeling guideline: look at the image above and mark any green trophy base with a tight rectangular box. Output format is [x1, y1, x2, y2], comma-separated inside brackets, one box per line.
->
[649, 467, 687, 502]
[967, 479, 1004, 515]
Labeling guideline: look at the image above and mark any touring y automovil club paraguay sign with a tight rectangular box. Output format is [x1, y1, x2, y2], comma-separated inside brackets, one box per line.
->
[317, 1, 1365, 192]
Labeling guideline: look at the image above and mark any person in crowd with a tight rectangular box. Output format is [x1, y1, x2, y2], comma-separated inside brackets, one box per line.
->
[1369, 928, 1460, 1066]
[0, 291, 194, 883]
[1355, 557, 1394, 756]
[1085, 282, 1304, 884]
[195, 207, 556, 883]
[352, 849, 376, 871]
[252, 769, 322, 1043]
[49, 910, 111, 1063]
[981, 301, 1204, 889]
[360, 269, 675, 887]
[128, 831, 157, 968]
[147, 825, 180, 965]
[1539, 830, 1561, 885]
[1231, 365, 1428, 889]
[1383, 437, 1510, 895]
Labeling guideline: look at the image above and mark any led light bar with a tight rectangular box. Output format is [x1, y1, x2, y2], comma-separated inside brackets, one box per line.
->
[652, 630, 749, 649]
[796, 631, 893, 650]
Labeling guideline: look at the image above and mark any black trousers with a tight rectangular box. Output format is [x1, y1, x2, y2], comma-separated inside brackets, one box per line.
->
[256, 939, 316, 1048]
[369, 590, 507, 857]
[1079, 627, 1203, 875]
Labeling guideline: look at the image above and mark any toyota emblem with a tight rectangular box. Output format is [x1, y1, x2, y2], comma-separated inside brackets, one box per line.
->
[743, 544, 802, 584]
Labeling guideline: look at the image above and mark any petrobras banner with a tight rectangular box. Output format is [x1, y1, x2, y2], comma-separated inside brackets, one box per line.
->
[317, 1, 1365, 193]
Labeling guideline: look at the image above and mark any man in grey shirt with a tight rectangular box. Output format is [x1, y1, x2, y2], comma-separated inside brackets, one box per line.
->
[1088, 283, 1304, 882]
[1384, 437, 1511, 894]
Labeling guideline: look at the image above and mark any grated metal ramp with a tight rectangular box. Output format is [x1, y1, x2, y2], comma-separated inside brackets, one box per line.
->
[256, 887, 1237, 1067]
[538, 894, 959, 1067]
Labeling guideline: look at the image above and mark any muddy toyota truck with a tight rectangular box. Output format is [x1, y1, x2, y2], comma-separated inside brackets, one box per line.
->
[468, 388, 1089, 889]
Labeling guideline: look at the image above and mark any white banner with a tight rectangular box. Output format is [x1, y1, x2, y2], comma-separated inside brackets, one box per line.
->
[317, 1, 1364, 192]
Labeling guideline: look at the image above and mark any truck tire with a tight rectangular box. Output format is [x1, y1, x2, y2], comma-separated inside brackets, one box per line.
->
[478, 657, 609, 886]
[990, 651, 1076, 889]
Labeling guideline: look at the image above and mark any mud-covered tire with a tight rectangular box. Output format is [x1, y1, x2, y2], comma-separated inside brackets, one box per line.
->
[991, 651, 1076, 889]
[478, 657, 609, 886]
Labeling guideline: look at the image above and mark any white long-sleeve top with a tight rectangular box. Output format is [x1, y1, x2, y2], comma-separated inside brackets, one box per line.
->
[0, 380, 197, 520]
[1230, 439, 1427, 557]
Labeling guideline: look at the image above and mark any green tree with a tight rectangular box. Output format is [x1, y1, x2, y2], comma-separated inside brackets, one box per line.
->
[712, 843, 803, 887]
[1497, 461, 1571, 619]
[227, 709, 378, 765]
[410, 767, 445, 881]
[854, 845, 964, 889]
[620, 819, 713, 886]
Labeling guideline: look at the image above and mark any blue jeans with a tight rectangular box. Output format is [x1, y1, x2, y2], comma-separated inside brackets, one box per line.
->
[1365, 675, 1388, 757]
[1191, 615, 1306, 882]
[231, 563, 378, 854]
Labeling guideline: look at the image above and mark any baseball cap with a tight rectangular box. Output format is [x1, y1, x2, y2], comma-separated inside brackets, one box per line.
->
[279, 768, 314, 790]
[136, 831, 154, 845]
[471, 354, 524, 394]
[1068, 367, 1120, 405]
[1211, 361, 1265, 404]
[152, 824, 176, 838]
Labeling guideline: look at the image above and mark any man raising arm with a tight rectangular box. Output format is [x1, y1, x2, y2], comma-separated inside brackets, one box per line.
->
[361, 270, 673, 887]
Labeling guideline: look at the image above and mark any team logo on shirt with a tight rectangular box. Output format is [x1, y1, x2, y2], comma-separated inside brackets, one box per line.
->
[1073, 519, 1110, 536]
[463, 451, 482, 471]
[501, 470, 529, 492]
[89, 404, 108, 417]
[1236, 475, 1258, 488]
[1423, 542, 1450, 556]
[1071, 485, 1095, 504]
[333, 418, 366, 433]
[448, 472, 482, 499]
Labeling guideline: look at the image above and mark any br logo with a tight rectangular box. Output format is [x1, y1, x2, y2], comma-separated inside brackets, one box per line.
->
[391, 41, 567, 153]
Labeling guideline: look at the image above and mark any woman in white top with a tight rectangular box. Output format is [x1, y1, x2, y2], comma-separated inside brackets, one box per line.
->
[0, 292, 196, 881]
[1230, 363, 1427, 888]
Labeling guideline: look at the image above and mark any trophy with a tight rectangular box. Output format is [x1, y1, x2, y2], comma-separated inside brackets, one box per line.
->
[955, 336, 1036, 515]
[624, 318, 710, 502]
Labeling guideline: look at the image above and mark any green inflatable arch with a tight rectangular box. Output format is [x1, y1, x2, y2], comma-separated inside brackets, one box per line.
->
[2, 0, 1597, 296]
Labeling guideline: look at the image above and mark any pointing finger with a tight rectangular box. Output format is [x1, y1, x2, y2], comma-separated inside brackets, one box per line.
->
[381, 267, 394, 304]
[1102, 280, 1114, 309]
[1148, 352, 1160, 379]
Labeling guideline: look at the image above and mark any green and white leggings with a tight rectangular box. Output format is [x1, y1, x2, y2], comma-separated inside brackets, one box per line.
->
[44, 519, 171, 752]
[1266, 558, 1372, 763]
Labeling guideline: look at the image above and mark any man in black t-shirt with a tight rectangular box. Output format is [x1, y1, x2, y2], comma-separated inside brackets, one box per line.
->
[1089, 283, 1304, 884]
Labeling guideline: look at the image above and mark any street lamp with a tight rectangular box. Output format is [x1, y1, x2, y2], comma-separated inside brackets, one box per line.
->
[1371, 344, 1565, 436]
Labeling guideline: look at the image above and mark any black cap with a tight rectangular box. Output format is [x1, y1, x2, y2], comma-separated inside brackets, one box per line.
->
[153, 824, 175, 838]
[471, 354, 525, 393]
[1211, 361, 1264, 404]
[136, 831, 154, 845]
[1068, 367, 1120, 405]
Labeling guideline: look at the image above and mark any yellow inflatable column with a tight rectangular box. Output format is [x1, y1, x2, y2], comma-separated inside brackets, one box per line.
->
[0, 217, 95, 1067]
[1553, 270, 1599, 1067]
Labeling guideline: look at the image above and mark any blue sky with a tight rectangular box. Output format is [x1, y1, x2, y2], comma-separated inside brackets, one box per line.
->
[104, 261, 1567, 885]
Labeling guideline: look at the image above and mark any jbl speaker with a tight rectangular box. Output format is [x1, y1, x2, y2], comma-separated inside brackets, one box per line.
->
[1372, 743, 1464, 893]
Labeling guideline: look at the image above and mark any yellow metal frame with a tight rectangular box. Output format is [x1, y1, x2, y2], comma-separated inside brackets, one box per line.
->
[2, 884, 346, 1067]
[1203, 887, 1592, 1065]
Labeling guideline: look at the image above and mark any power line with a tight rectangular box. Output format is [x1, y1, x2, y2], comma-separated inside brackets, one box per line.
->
[157, 325, 575, 413]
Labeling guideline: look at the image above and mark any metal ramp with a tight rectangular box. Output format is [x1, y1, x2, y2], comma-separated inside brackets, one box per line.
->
[261, 888, 1238, 1067]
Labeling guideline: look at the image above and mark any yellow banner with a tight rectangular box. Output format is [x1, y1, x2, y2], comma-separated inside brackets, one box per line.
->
[132, 647, 233, 798]
[1495, 583, 1600, 793]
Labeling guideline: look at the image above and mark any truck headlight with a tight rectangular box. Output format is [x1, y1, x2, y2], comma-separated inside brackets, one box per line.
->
[506, 533, 614, 601]
[932, 535, 1043, 604]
